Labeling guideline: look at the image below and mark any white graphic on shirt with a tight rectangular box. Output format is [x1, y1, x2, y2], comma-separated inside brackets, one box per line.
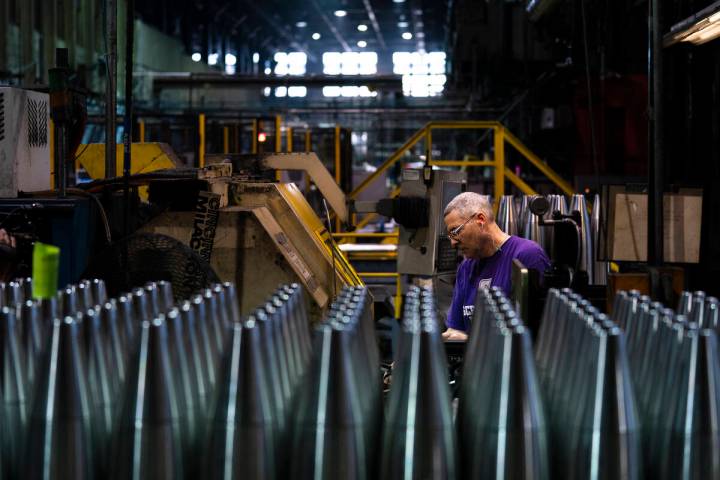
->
[479, 278, 492, 290]
[463, 305, 475, 317]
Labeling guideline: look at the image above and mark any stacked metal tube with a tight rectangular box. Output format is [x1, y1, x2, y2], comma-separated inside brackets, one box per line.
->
[290, 286, 381, 480]
[515, 193, 607, 285]
[0, 276, 261, 479]
[535, 288, 641, 479]
[497, 194, 519, 236]
[381, 286, 457, 480]
[457, 286, 548, 479]
[608, 289, 720, 479]
[208, 283, 312, 479]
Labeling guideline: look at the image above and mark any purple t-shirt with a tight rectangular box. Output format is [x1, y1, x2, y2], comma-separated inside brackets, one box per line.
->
[446, 236, 550, 332]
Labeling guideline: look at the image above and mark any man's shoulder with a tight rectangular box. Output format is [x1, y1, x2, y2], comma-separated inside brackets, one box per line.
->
[506, 236, 548, 259]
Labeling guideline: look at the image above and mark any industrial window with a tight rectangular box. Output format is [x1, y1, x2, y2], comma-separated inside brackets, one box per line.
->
[392, 51, 446, 97]
[274, 52, 307, 76]
[321, 52, 378, 97]
[322, 86, 377, 98]
[322, 52, 378, 75]
[264, 86, 308, 98]
[271, 86, 308, 98]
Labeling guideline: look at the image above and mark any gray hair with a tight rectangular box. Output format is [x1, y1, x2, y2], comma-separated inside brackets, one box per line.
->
[443, 192, 494, 222]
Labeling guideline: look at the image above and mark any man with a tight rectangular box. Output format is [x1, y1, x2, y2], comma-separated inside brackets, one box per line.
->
[0, 229, 17, 282]
[441, 192, 549, 340]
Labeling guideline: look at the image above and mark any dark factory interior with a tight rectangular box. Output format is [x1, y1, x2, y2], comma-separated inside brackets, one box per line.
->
[1, 0, 720, 478]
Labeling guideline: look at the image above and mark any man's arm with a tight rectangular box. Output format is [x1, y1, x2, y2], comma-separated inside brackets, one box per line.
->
[443, 261, 469, 341]
[0, 229, 18, 283]
[0, 229, 16, 248]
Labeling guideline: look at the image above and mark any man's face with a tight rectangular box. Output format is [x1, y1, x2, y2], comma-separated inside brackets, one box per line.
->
[444, 210, 490, 259]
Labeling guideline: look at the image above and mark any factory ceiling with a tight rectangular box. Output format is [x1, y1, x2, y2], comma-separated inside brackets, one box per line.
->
[137, 0, 452, 65]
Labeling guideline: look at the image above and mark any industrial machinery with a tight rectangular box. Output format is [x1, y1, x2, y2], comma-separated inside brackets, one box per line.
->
[138, 153, 362, 319]
[0, 87, 51, 197]
[393, 169, 466, 277]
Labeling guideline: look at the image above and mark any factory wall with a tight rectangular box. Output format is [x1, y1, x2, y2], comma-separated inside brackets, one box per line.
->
[0, 0, 211, 105]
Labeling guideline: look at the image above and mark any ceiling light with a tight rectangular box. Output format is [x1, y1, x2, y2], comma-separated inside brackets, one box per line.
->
[252, 52, 260, 63]
[397, 21, 408, 28]
[334, 10, 347, 17]
[357, 24, 368, 32]
[357, 40, 367, 48]
[312, 32, 321, 40]
[402, 32, 413, 40]
[264, 67, 272, 74]
[225, 53, 237, 66]
[296, 21, 307, 28]
[393, 0, 405, 3]
[191, 52, 201, 62]
[665, 1, 720, 46]
[208, 53, 219, 65]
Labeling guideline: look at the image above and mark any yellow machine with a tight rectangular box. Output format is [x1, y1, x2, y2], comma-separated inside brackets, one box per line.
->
[139, 152, 364, 319]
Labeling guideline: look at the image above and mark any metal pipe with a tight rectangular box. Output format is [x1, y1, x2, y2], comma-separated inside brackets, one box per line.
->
[105, 0, 117, 179]
[648, 0, 664, 266]
[122, 0, 134, 243]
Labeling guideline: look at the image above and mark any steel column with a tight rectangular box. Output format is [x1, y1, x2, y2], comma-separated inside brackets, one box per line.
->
[105, 0, 117, 178]
[494, 127, 505, 209]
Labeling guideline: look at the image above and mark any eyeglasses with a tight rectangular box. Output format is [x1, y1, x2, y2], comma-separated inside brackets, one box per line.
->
[447, 213, 477, 239]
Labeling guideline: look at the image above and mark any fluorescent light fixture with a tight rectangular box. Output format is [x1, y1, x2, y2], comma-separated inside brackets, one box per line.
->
[296, 21, 307, 28]
[665, 1, 720, 46]
[252, 52, 260, 63]
[225, 65, 236, 75]
[334, 10, 347, 17]
[397, 21, 408, 28]
[225, 53, 237, 66]
[357, 40, 367, 48]
[191, 52, 201, 62]
[312, 32, 321, 40]
[393, 0, 405, 3]
[357, 24, 368, 32]
[402, 32, 413, 40]
[264, 67, 272, 74]
[208, 53, 219, 65]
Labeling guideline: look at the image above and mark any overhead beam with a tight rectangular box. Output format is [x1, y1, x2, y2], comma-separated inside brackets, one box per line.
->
[309, 0, 352, 52]
[362, 0, 387, 50]
[151, 73, 403, 89]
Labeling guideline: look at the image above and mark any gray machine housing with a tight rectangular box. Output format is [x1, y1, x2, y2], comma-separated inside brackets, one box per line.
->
[397, 168, 467, 276]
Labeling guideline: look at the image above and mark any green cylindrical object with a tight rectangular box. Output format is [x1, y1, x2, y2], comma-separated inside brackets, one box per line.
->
[31, 242, 60, 300]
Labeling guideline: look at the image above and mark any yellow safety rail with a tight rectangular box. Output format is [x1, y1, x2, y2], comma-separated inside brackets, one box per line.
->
[349, 121, 575, 212]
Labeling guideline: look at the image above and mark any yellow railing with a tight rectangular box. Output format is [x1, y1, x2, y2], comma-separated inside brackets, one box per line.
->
[349, 121, 575, 212]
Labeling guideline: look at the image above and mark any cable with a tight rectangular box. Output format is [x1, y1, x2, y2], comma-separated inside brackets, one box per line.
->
[74, 143, 90, 163]
[0, 207, 27, 230]
[24, 189, 113, 245]
[67, 188, 113, 245]
[322, 198, 338, 301]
